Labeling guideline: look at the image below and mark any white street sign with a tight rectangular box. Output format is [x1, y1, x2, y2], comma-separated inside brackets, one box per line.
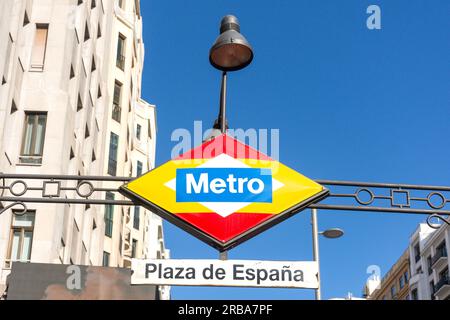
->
[132, 259, 319, 289]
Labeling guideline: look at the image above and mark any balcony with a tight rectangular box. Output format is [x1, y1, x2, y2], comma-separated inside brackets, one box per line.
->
[431, 249, 448, 270]
[434, 276, 450, 300]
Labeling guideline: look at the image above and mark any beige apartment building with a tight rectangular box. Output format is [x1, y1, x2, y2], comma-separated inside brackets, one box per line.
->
[365, 249, 410, 300]
[0, 0, 169, 298]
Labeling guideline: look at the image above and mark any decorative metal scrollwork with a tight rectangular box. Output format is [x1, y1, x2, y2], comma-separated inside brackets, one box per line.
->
[0, 174, 135, 209]
[0, 201, 28, 216]
[426, 214, 450, 230]
[311, 179, 450, 216]
[1, 174, 450, 221]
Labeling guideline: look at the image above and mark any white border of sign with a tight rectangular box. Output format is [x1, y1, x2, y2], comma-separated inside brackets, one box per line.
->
[132, 259, 319, 289]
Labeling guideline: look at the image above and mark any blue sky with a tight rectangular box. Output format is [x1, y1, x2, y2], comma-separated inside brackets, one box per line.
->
[139, 1, 450, 299]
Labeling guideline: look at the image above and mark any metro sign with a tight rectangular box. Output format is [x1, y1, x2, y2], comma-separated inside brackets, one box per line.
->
[120, 134, 329, 251]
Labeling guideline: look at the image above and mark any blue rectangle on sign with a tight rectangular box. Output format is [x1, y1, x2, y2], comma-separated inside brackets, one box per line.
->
[176, 168, 273, 203]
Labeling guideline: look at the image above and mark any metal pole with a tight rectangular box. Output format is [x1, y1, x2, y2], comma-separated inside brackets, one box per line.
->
[219, 251, 228, 260]
[215, 71, 227, 133]
[311, 208, 321, 300]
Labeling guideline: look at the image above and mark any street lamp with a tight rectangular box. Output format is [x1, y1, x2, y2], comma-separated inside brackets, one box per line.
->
[209, 15, 254, 135]
[209, 15, 253, 260]
[311, 208, 344, 300]
[320, 228, 345, 239]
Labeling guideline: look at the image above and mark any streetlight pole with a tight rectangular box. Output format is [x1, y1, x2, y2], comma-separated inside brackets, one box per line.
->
[214, 71, 228, 133]
[311, 208, 344, 300]
[215, 73, 227, 257]
[311, 208, 321, 300]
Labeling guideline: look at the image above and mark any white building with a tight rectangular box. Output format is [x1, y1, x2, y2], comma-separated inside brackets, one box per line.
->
[408, 223, 449, 300]
[0, 0, 169, 299]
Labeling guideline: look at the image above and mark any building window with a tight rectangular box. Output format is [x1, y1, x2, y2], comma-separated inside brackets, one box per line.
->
[30, 24, 49, 72]
[136, 123, 141, 140]
[108, 133, 119, 176]
[403, 270, 408, 284]
[20, 112, 47, 164]
[112, 81, 122, 122]
[436, 268, 449, 296]
[437, 240, 447, 258]
[430, 281, 435, 297]
[136, 160, 143, 176]
[6, 211, 35, 268]
[104, 192, 114, 237]
[116, 34, 126, 70]
[414, 243, 420, 262]
[390, 285, 396, 299]
[399, 275, 405, 289]
[133, 206, 140, 230]
[102, 251, 110, 266]
[439, 268, 449, 284]
[434, 267, 450, 300]
[427, 256, 432, 275]
[132, 239, 137, 258]
[411, 288, 418, 300]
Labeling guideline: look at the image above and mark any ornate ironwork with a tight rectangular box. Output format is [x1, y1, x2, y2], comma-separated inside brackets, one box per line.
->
[0, 173, 134, 216]
[311, 179, 450, 216]
[426, 214, 450, 230]
[1, 174, 450, 228]
[0, 202, 28, 216]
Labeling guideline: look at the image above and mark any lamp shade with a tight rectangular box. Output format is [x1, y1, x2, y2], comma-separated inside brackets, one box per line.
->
[209, 15, 253, 72]
[321, 228, 345, 239]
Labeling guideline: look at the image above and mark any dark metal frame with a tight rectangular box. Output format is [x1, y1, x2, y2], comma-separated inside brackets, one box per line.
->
[0, 174, 133, 216]
[312, 180, 450, 216]
[1, 173, 449, 249]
